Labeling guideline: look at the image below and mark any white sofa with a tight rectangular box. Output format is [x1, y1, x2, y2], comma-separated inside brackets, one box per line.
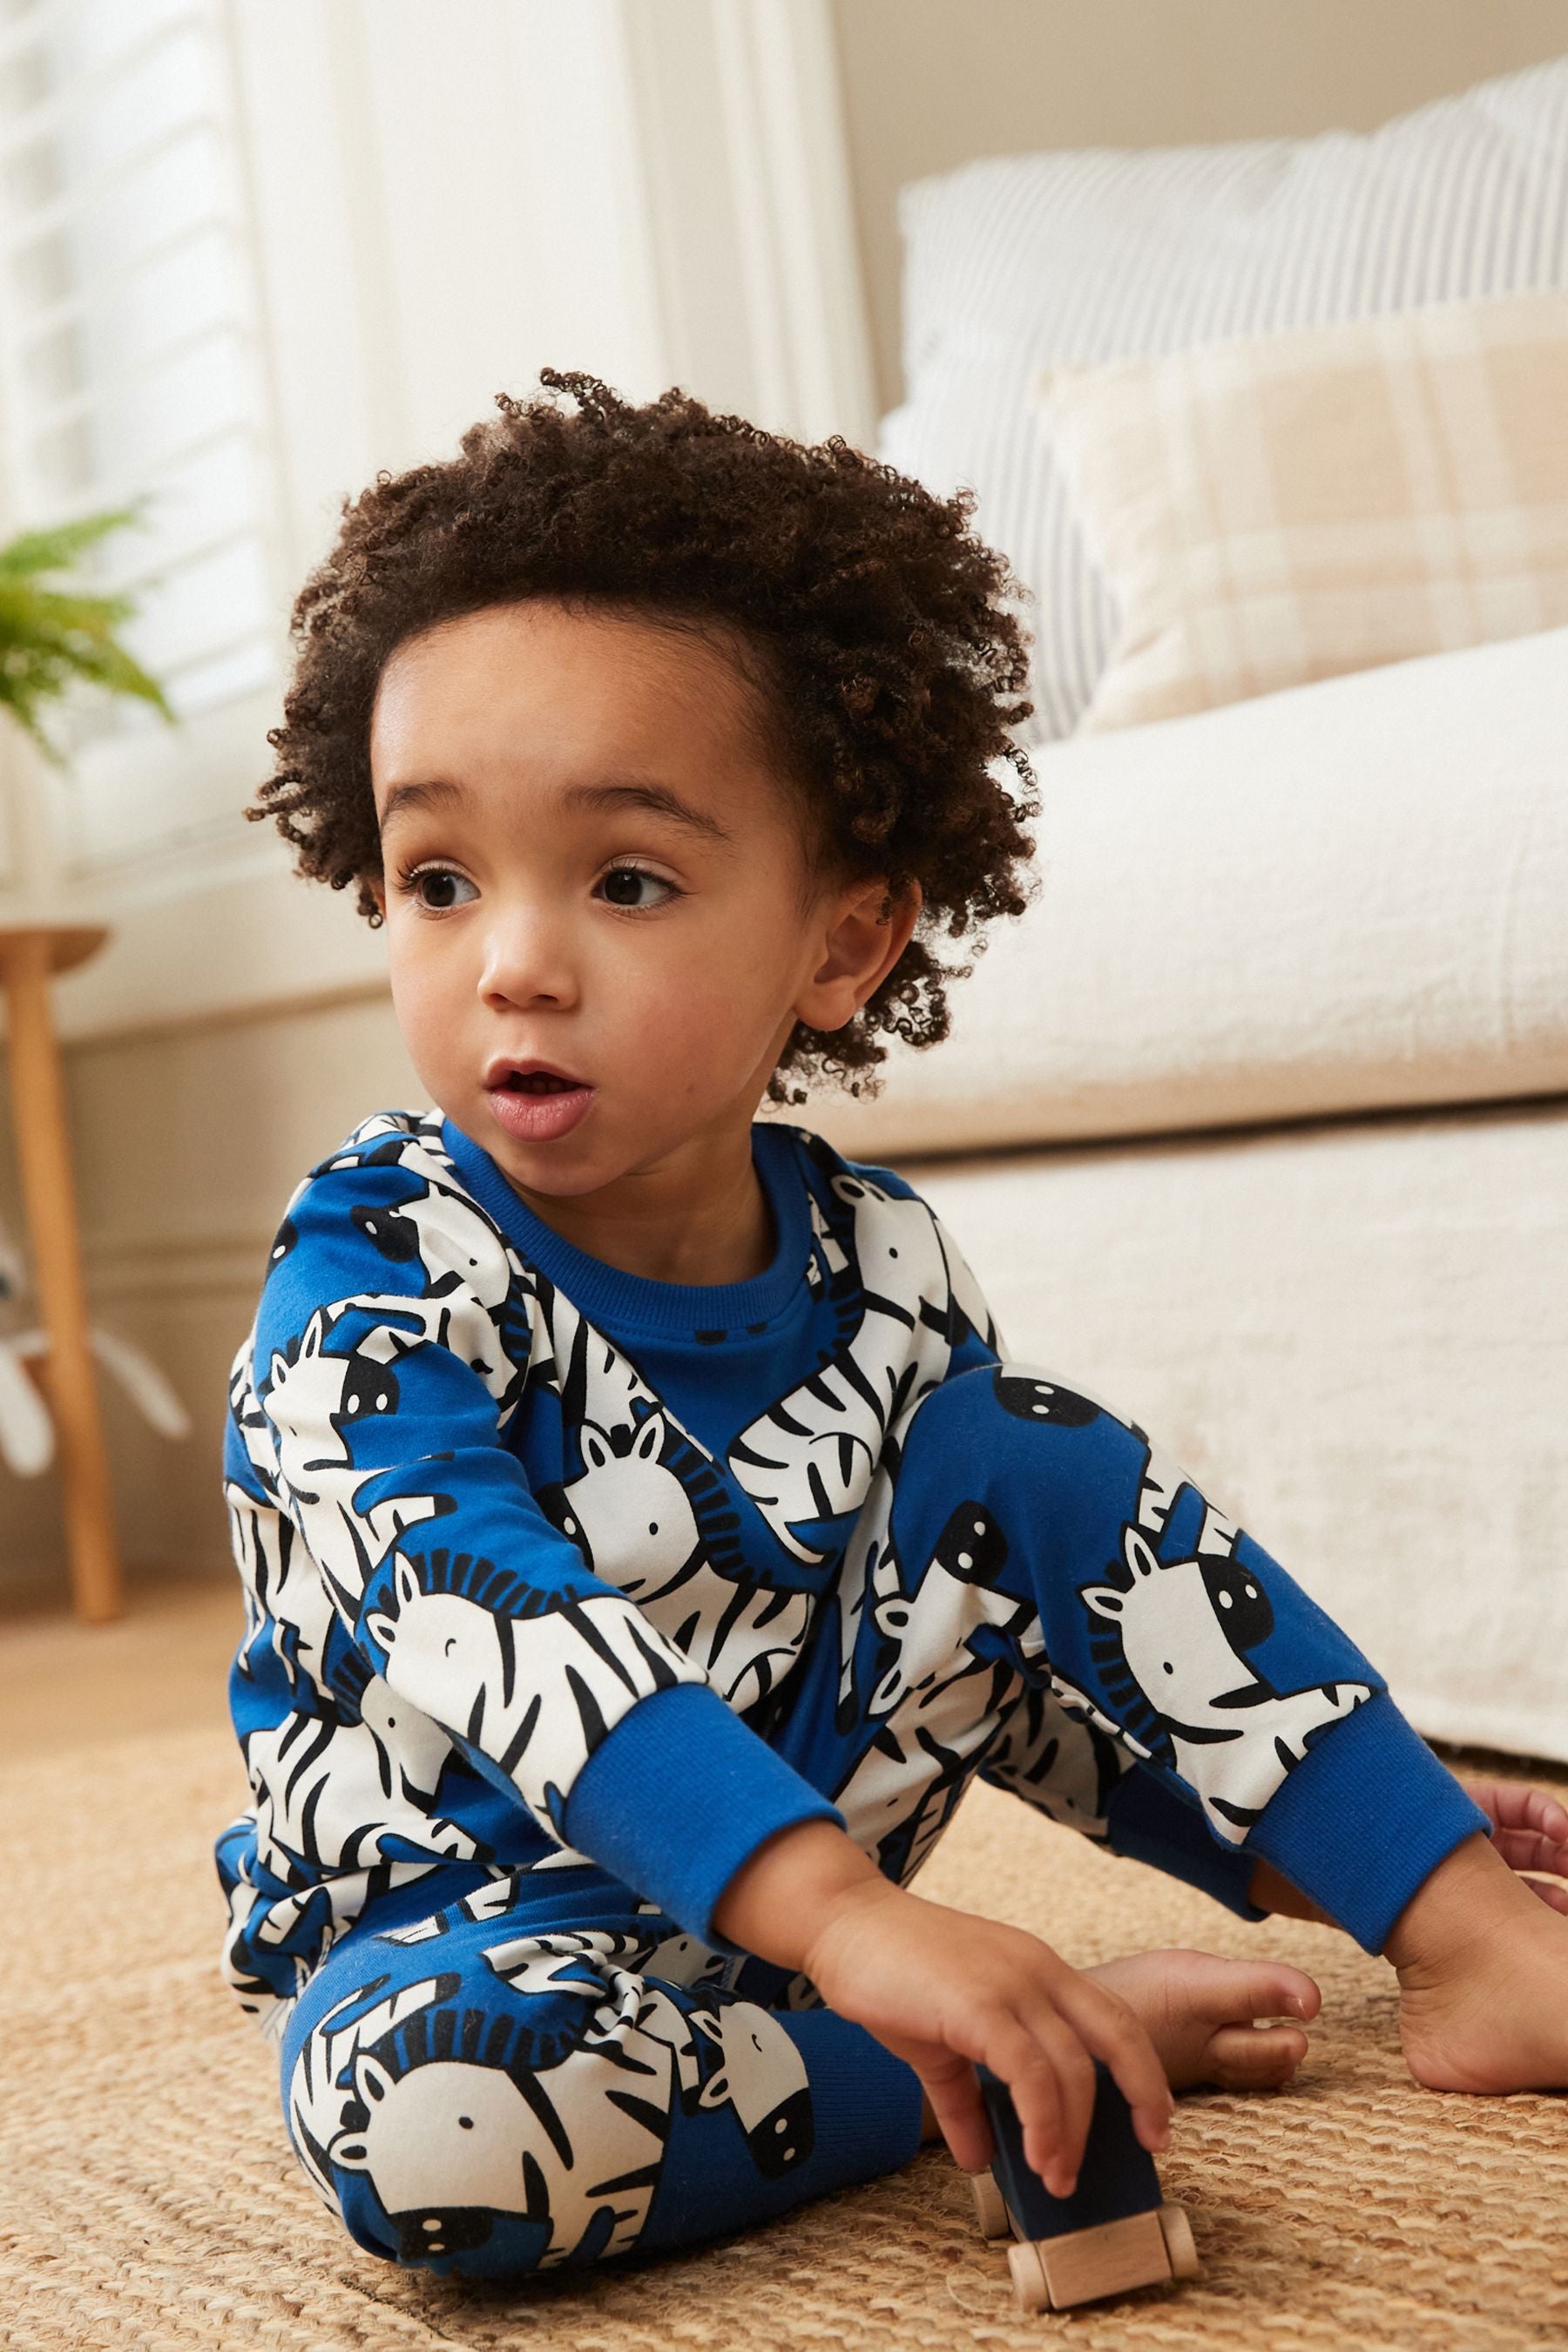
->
[763, 626, 1568, 1763]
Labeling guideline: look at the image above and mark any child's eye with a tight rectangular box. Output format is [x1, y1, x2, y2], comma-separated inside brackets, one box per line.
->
[403, 865, 477, 911]
[598, 863, 678, 912]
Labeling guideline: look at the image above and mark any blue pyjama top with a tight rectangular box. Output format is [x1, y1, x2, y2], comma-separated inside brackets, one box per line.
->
[222, 1105, 1457, 2028]
[223, 1110, 1025, 2011]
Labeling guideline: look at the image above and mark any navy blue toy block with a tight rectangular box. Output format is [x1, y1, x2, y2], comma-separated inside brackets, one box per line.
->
[970, 2061, 1199, 2312]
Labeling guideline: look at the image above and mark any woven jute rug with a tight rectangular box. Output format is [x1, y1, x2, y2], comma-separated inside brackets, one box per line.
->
[4, 1725, 1568, 2352]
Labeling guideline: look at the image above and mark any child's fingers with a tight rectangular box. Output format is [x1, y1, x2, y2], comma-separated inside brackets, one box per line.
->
[1054, 1975, 1173, 2156]
[918, 2055, 993, 2173]
[1014, 2004, 1099, 2194]
[1516, 1784, 1568, 1847]
[1497, 1779, 1568, 1850]
[1491, 1824, 1568, 1880]
[1469, 1778, 1568, 1865]
[974, 2012, 1079, 2195]
[1521, 1872, 1568, 1915]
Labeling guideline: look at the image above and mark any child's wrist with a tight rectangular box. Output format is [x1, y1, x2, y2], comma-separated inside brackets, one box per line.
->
[713, 1816, 884, 1971]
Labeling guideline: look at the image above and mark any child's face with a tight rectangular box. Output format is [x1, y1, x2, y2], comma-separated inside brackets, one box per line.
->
[368, 598, 916, 1198]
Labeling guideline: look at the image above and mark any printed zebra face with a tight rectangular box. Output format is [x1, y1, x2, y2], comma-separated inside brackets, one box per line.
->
[328, 2051, 558, 2260]
[357, 1674, 457, 1807]
[1080, 1525, 1376, 1842]
[865, 1502, 1016, 1717]
[314, 1959, 694, 2267]
[350, 1179, 519, 1318]
[265, 1312, 402, 1498]
[833, 1175, 947, 1302]
[557, 1415, 701, 1597]
[691, 2002, 814, 2178]
[1083, 1528, 1269, 1721]
[363, 1552, 689, 1821]
[991, 1370, 1103, 1428]
[367, 1560, 508, 1708]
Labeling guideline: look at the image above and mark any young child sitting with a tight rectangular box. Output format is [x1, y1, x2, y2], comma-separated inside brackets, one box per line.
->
[216, 372, 1568, 2281]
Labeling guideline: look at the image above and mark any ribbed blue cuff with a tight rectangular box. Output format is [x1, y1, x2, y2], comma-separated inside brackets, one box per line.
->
[1246, 1692, 1489, 1953]
[564, 1683, 845, 1950]
[1105, 1767, 1267, 1921]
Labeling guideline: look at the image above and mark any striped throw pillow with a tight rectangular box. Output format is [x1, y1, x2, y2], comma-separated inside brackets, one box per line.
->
[1037, 290, 1568, 729]
[878, 57, 1568, 742]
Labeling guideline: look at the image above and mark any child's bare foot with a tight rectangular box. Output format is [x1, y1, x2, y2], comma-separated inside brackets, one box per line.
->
[1390, 1829, 1568, 2093]
[1086, 1949, 1319, 2092]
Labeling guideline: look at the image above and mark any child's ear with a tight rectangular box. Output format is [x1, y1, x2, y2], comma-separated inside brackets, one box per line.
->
[798, 876, 923, 1032]
[368, 872, 388, 918]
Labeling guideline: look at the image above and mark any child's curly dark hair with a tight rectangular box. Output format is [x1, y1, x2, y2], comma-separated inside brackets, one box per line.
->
[249, 370, 1039, 1105]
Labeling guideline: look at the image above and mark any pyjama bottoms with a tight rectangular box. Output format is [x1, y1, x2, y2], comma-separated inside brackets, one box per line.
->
[276, 1362, 1484, 2280]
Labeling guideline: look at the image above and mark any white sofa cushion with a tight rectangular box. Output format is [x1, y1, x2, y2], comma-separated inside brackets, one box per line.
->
[880, 57, 1568, 741]
[765, 626, 1568, 1159]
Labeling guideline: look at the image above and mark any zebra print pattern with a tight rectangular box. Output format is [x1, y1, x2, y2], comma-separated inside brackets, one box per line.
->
[878, 57, 1568, 740]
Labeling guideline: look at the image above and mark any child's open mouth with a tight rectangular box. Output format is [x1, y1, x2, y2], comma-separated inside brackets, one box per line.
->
[484, 1063, 595, 1142]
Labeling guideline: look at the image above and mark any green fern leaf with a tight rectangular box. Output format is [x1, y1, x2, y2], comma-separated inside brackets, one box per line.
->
[0, 502, 173, 761]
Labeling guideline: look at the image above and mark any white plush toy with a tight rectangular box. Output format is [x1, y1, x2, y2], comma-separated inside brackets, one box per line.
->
[0, 1217, 190, 1476]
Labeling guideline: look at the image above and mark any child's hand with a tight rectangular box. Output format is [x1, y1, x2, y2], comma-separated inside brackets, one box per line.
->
[1460, 1776, 1568, 1910]
[801, 1876, 1172, 2193]
[716, 1819, 1170, 2193]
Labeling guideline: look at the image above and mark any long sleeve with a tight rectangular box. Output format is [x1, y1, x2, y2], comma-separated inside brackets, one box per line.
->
[240, 1132, 841, 1945]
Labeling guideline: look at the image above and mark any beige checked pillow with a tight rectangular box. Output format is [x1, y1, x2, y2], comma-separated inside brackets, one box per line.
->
[1036, 290, 1568, 733]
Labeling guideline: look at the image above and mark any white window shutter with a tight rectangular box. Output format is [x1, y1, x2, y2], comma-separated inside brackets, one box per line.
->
[0, 0, 285, 875]
[0, 0, 874, 1037]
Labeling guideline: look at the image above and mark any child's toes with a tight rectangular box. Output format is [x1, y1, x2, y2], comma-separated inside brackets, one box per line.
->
[1200, 2022, 1308, 2091]
[1222, 1959, 1321, 2026]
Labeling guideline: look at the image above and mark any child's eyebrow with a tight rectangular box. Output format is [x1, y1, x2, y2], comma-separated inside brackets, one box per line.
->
[561, 778, 734, 846]
[378, 778, 464, 832]
[378, 774, 733, 846]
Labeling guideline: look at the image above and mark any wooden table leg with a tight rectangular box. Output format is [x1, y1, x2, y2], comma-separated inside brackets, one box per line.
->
[1, 930, 122, 1623]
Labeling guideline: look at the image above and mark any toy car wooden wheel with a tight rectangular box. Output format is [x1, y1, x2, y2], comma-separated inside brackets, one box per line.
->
[1006, 2238, 1051, 2314]
[1159, 2200, 1200, 2279]
[971, 2167, 1010, 2240]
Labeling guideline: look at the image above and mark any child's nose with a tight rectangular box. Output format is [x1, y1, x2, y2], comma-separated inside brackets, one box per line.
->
[477, 907, 578, 1010]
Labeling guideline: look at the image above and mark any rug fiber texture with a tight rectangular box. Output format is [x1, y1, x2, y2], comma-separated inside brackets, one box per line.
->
[4, 1726, 1568, 2351]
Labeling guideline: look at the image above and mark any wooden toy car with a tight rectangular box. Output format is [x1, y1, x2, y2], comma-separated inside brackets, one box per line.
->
[970, 2061, 1200, 2312]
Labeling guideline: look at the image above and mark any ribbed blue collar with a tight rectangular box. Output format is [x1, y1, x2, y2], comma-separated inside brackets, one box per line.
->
[439, 1114, 811, 1336]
